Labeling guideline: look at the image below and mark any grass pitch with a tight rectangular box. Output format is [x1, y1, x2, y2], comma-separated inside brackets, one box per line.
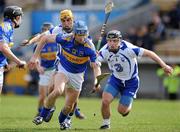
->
[0, 95, 180, 132]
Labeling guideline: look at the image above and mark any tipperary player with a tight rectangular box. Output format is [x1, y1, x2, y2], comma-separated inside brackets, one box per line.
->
[28, 20, 100, 130]
[32, 22, 57, 121]
[22, 9, 87, 120]
[0, 6, 26, 94]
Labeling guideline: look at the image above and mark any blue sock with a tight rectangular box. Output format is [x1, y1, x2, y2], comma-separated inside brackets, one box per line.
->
[58, 111, 68, 124]
[75, 108, 80, 116]
[40, 107, 51, 119]
[38, 107, 43, 113]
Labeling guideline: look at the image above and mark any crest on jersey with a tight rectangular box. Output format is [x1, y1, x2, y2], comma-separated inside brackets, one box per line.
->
[121, 57, 125, 62]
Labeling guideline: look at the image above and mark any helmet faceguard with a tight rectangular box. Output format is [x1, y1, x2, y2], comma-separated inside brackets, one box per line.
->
[106, 30, 122, 40]
[106, 30, 122, 53]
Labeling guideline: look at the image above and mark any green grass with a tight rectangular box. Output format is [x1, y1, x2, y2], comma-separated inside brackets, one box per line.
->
[0, 95, 180, 132]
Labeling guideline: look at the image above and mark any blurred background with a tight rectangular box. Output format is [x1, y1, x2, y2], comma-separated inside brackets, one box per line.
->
[1, 0, 180, 100]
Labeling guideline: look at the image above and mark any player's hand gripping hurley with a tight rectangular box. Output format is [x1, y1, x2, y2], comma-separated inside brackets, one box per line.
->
[92, 73, 110, 93]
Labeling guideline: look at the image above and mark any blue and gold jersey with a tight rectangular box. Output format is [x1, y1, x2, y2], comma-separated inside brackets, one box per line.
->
[0, 18, 14, 67]
[56, 34, 96, 73]
[40, 42, 58, 69]
[34, 42, 58, 69]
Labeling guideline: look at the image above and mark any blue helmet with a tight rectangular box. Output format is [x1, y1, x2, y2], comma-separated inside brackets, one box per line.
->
[74, 20, 88, 35]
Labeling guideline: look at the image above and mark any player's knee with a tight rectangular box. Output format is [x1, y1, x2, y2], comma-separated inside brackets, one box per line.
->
[102, 99, 111, 107]
[117, 107, 130, 117]
[39, 95, 46, 102]
[118, 95, 133, 116]
[53, 88, 63, 96]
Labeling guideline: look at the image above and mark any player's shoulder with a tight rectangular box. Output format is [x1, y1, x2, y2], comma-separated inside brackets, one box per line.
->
[100, 44, 109, 52]
[122, 40, 137, 49]
[60, 34, 73, 42]
[84, 38, 95, 50]
[50, 25, 63, 34]
[0, 21, 12, 33]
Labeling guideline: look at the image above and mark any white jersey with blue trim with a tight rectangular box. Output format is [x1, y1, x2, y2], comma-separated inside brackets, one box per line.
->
[45, 25, 64, 35]
[96, 40, 144, 80]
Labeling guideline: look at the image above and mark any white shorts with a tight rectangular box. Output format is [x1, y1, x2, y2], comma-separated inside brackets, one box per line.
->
[0, 67, 4, 87]
[39, 69, 55, 87]
[56, 63, 84, 91]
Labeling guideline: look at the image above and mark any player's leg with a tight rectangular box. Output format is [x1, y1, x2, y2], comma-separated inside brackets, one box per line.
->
[45, 72, 67, 107]
[33, 72, 67, 125]
[74, 68, 87, 119]
[33, 70, 55, 120]
[0, 68, 4, 94]
[43, 71, 57, 122]
[118, 96, 133, 116]
[59, 70, 84, 130]
[118, 77, 139, 116]
[59, 88, 80, 130]
[100, 83, 119, 129]
[74, 104, 86, 119]
[100, 75, 121, 129]
[64, 101, 77, 126]
[37, 85, 47, 116]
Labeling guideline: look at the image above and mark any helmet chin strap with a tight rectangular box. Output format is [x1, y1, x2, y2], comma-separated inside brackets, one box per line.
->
[12, 18, 20, 28]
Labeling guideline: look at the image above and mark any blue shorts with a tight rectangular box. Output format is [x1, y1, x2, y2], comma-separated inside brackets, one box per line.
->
[104, 75, 139, 106]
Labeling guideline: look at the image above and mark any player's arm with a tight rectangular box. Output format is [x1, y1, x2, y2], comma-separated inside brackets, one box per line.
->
[143, 49, 173, 75]
[21, 28, 52, 46]
[0, 42, 26, 66]
[87, 48, 102, 91]
[21, 33, 42, 46]
[28, 34, 56, 69]
[91, 62, 102, 93]
[91, 62, 102, 80]
[35, 59, 44, 74]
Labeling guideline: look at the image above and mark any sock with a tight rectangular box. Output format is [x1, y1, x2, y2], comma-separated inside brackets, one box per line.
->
[65, 112, 73, 124]
[75, 108, 80, 116]
[40, 107, 51, 119]
[38, 107, 43, 113]
[102, 119, 110, 126]
[58, 111, 68, 124]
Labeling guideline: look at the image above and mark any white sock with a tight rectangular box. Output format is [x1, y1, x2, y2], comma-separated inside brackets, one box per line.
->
[102, 119, 110, 126]
[64, 118, 71, 124]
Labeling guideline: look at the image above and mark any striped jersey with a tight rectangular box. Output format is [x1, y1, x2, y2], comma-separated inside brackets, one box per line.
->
[56, 34, 97, 73]
[38, 25, 64, 69]
[96, 40, 144, 80]
[0, 18, 14, 67]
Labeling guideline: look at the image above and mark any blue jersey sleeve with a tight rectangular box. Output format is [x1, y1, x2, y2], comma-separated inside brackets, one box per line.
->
[0, 27, 4, 41]
[85, 48, 97, 62]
